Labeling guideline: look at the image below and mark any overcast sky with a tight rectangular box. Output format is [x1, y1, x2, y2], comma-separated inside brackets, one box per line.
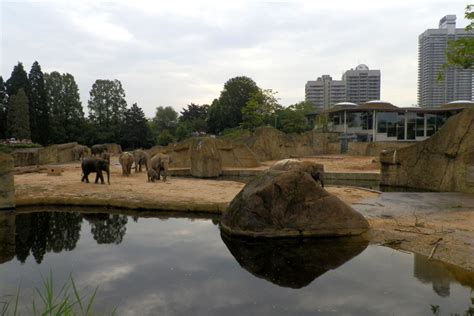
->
[0, 0, 470, 117]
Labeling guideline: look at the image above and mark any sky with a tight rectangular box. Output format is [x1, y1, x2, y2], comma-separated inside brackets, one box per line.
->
[0, 0, 471, 117]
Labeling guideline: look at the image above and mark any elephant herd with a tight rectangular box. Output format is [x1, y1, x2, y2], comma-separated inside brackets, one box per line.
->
[76, 144, 171, 185]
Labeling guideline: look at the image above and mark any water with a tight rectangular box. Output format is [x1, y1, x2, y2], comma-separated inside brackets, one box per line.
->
[0, 210, 473, 315]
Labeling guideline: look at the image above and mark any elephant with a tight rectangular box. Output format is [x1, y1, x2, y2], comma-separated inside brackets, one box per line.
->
[100, 152, 110, 164]
[150, 153, 172, 182]
[119, 152, 134, 176]
[72, 145, 90, 161]
[147, 169, 159, 182]
[91, 144, 108, 156]
[132, 149, 150, 173]
[81, 158, 110, 184]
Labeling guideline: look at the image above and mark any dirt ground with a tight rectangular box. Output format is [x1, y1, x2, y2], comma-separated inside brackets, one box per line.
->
[14, 156, 378, 212]
[12, 155, 474, 272]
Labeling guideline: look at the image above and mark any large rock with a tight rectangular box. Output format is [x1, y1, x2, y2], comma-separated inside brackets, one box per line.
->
[221, 233, 368, 288]
[380, 109, 474, 193]
[190, 138, 222, 178]
[220, 169, 369, 237]
[0, 153, 15, 209]
[269, 159, 325, 186]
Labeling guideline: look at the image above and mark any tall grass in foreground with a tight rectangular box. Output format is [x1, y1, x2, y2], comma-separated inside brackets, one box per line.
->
[0, 272, 117, 316]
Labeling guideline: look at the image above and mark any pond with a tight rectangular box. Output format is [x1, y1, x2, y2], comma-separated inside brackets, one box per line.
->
[0, 210, 473, 315]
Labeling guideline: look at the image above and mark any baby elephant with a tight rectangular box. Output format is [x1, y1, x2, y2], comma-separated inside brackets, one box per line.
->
[147, 169, 159, 182]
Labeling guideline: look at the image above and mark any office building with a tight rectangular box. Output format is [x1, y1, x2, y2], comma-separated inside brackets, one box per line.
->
[343, 64, 381, 104]
[418, 15, 474, 107]
[305, 75, 346, 110]
[305, 64, 381, 110]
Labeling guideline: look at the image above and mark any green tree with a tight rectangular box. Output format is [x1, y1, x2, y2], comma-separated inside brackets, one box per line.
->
[7, 88, 30, 140]
[156, 129, 175, 146]
[0, 76, 7, 139]
[45, 72, 85, 144]
[207, 76, 259, 133]
[6, 62, 30, 98]
[28, 61, 49, 145]
[444, 5, 474, 69]
[121, 103, 154, 149]
[180, 103, 209, 122]
[152, 106, 178, 134]
[88, 79, 127, 143]
[175, 121, 193, 141]
[241, 89, 280, 130]
[276, 101, 314, 134]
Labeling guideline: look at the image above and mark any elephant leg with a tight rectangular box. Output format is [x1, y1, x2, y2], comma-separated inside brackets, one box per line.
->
[82, 173, 90, 183]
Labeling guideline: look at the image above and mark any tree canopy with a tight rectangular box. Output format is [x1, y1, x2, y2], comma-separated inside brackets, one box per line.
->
[88, 79, 127, 143]
[28, 61, 49, 144]
[445, 5, 474, 69]
[241, 89, 280, 131]
[121, 103, 153, 150]
[7, 88, 30, 140]
[0, 76, 7, 139]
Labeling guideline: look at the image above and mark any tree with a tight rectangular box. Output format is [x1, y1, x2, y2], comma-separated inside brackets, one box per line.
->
[7, 88, 30, 140]
[45, 72, 85, 144]
[180, 103, 209, 122]
[6, 62, 30, 98]
[241, 89, 280, 130]
[28, 61, 49, 144]
[276, 101, 314, 134]
[444, 5, 474, 69]
[156, 129, 175, 146]
[0, 76, 7, 139]
[207, 76, 259, 133]
[152, 106, 178, 134]
[88, 79, 127, 143]
[120, 103, 154, 149]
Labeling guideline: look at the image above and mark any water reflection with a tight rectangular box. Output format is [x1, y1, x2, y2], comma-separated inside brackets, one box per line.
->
[221, 233, 369, 289]
[414, 253, 474, 297]
[83, 213, 128, 245]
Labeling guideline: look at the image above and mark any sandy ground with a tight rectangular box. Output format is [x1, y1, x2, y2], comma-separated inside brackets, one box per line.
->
[12, 155, 474, 272]
[14, 157, 378, 213]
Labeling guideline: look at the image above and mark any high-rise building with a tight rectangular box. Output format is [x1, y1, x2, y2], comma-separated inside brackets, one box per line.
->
[305, 75, 346, 110]
[418, 15, 474, 107]
[343, 64, 381, 104]
[305, 64, 380, 110]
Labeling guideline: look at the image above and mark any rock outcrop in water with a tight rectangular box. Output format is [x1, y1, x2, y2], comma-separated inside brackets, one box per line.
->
[221, 233, 368, 288]
[0, 153, 15, 209]
[220, 169, 369, 237]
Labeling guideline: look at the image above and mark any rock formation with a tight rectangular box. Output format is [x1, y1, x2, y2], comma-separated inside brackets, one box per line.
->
[221, 233, 368, 288]
[0, 153, 15, 209]
[269, 159, 325, 186]
[380, 109, 474, 193]
[220, 169, 369, 237]
[190, 138, 222, 177]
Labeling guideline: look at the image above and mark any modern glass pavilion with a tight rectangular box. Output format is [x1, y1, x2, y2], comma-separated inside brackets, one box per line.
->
[309, 100, 474, 142]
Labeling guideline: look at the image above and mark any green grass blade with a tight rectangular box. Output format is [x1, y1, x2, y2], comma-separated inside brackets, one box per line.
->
[70, 276, 85, 314]
[13, 285, 20, 316]
[85, 287, 98, 316]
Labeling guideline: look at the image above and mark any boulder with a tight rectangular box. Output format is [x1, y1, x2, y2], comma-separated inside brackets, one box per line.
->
[220, 169, 369, 237]
[221, 233, 368, 288]
[380, 109, 474, 193]
[0, 153, 15, 209]
[269, 159, 325, 186]
[190, 138, 222, 178]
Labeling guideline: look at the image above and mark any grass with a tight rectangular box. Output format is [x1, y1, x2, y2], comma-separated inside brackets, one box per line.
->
[0, 272, 117, 316]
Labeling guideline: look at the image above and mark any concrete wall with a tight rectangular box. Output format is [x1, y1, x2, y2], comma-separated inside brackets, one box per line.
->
[12, 142, 78, 167]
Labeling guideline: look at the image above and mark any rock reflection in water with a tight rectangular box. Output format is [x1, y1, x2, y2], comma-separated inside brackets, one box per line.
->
[221, 233, 369, 289]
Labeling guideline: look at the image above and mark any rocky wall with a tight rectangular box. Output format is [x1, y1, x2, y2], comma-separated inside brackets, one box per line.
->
[0, 153, 15, 209]
[104, 143, 122, 154]
[380, 109, 474, 193]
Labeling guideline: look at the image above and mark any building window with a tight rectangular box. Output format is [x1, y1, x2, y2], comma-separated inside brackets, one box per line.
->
[397, 112, 405, 140]
[378, 112, 397, 136]
[416, 113, 425, 137]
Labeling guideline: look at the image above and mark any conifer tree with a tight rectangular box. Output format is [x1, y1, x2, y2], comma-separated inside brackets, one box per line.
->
[121, 103, 153, 149]
[6, 62, 30, 98]
[7, 88, 30, 140]
[0, 76, 7, 139]
[28, 61, 49, 144]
